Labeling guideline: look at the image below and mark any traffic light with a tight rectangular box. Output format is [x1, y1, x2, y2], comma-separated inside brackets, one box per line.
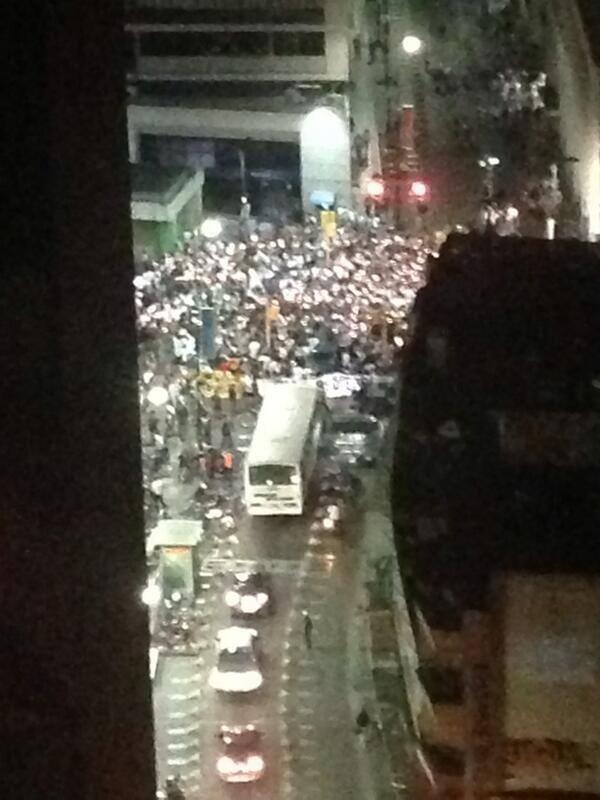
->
[408, 179, 430, 215]
[366, 174, 386, 203]
[408, 180, 430, 201]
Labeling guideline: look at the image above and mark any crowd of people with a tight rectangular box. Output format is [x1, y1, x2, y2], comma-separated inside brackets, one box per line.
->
[135, 217, 435, 527]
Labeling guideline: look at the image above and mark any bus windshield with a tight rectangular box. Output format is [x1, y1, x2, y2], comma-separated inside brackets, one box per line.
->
[332, 418, 378, 435]
[249, 465, 296, 486]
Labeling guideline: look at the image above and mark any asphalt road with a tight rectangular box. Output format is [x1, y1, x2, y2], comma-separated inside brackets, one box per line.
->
[152, 480, 371, 800]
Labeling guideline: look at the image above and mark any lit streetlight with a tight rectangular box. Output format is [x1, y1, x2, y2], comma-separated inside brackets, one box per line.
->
[141, 583, 161, 607]
[200, 217, 223, 239]
[478, 155, 500, 168]
[401, 35, 423, 55]
[478, 155, 501, 199]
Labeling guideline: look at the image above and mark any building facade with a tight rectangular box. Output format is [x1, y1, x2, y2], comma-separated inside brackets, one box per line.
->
[526, 0, 600, 239]
[125, 0, 368, 212]
[4, 3, 155, 797]
[394, 233, 600, 799]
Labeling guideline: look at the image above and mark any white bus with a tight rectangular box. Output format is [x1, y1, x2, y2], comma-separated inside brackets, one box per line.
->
[245, 383, 324, 516]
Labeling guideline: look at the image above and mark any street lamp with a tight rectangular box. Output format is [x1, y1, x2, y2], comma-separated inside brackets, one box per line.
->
[409, 180, 429, 200]
[478, 155, 500, 168]
[147, 385, 170, 407]
[200, 217, 223, 239]
[141, 583, 162, 607]
[478, 155, 501, 199]
[401, 35, 423, 55]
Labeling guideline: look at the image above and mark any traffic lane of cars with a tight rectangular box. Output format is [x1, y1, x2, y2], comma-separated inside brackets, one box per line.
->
[191, 568, 297, 800]
[321, 411, 386, 468]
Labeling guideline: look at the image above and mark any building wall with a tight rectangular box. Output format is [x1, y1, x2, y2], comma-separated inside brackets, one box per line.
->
[502, 574, 600, 748]
[133, 191, 203, 258]
[128, 104, 302, 156]
[300, 104, 353, 209]
[543, 0, 600, 238]
[126, 0, 359, 211]
[4, 2, 155, 798]
[127, 0, 350, 83]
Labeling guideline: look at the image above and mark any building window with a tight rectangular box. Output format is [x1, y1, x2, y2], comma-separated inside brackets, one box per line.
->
[140, 31, 271, 57]
[272, 32, 325, 56]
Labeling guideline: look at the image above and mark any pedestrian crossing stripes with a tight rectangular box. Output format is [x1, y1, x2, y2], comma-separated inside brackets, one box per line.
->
[198, 557, 329, 577]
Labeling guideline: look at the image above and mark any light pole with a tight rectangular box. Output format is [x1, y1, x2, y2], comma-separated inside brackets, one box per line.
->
[478, 155, 500, 199]
[238, 147, 248, 198]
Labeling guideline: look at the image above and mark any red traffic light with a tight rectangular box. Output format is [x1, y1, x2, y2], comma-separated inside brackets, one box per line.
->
[409, 180, 429, 199]
[366, 176, 385, 201]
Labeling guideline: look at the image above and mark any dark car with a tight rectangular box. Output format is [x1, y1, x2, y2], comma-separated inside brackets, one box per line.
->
[322, 412, 383, 466]
[216, 725, 265, 783]
[224, 571, 274, 617]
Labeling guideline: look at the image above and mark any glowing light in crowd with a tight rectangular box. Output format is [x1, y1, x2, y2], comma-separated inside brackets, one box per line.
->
[367, 177, 385, 199]
[147, 386, 170, 407]
[402, 35, 423, 55]
[200, 217, 224, 239]
[141, 583, 161, 606]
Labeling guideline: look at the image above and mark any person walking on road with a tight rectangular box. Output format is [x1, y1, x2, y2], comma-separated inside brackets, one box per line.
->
[228, 383, 238, 412]
[221, 419, 234, 449]
[222, 449, 234, 479]
[355, 707, 371, 733]
[302, 609, 313, 649]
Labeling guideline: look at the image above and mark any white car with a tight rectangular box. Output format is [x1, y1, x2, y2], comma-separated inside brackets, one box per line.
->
[209, 627, 263, 693]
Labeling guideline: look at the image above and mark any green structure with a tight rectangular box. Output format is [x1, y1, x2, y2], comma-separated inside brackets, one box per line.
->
[130, 163, 204, 259]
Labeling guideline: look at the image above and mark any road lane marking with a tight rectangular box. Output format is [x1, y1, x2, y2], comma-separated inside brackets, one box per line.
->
[168, 711, 198, 720]
[168, 690, 201, 701]
[172, 675, 201, 685]
[168, 754, 200, 766]
[199, 557, 332, 577]
[168, 725, 200, 735]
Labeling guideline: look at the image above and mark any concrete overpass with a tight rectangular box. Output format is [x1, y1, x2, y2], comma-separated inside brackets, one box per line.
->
[128, 98, 353, 211]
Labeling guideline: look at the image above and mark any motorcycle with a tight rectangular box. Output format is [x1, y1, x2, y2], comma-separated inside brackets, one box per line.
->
[310, 501, 346, 537]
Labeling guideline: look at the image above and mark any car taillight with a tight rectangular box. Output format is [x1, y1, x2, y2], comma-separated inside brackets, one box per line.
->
[217, 756, 237, 774]
[247, 755, 265, 771]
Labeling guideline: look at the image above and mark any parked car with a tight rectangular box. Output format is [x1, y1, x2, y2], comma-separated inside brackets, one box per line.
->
[322, 412, 383, 466]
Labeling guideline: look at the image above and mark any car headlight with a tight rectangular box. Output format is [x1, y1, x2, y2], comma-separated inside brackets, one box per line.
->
[225, 590, 241, 608]
[217, 756, 237, 775]
[323, 517, 335, 530]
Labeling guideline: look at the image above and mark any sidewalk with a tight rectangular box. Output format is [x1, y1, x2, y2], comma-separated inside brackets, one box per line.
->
[345, 461, 419, 800]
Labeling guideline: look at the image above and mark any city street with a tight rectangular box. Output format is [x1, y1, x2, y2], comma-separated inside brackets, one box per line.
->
[136, 218, 426, 800]
[153, 478, 381, 800]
